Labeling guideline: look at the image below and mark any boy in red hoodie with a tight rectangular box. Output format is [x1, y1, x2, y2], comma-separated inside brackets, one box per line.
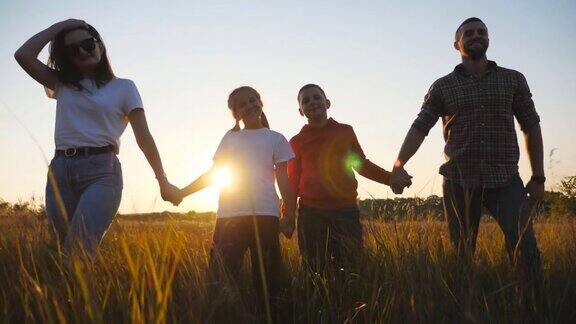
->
[285, 84, 412, 272]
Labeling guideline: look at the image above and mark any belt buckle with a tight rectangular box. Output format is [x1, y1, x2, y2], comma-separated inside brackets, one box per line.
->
[64, 148, 77, 157]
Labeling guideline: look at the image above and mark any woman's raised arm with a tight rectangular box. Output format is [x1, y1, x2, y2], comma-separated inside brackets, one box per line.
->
[14, 19, 86, 90]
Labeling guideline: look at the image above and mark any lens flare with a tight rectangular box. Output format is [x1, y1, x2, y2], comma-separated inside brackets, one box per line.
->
[212, 166, 233, 190]
[344, 152, 363, 173]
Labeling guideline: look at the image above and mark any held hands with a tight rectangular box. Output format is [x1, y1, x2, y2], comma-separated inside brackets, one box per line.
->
[279, 215, 296, 239]
[159, 179, 183, 206]
[279, 201, 296, 238]
[390, 166, 413, 194]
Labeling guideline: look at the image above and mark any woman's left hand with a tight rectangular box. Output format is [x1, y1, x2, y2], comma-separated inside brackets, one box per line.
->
[160, 181, 183, 206]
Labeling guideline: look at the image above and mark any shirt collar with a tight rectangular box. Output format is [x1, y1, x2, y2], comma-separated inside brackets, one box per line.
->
[300, 117, 338, 133]
[454, 60, 498, 77]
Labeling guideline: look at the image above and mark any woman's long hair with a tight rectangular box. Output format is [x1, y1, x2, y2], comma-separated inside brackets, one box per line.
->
[48, 24, 114, 91]
[227, 86, 270, 131]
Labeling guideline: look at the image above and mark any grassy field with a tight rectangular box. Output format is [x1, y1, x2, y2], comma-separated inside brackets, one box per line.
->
[1, 207, 575, 323]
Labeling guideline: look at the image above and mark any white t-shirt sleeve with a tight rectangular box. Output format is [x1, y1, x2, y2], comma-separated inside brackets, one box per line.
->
[213, 131, 233, 162]
[123, 80, 143, 115]
[273, 133, 295, 164]
[45, 82, 60, 100]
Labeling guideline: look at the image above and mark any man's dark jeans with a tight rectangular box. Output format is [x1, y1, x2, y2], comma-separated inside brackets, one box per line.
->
[297, 205, 363, 273]
[443, 174, 544, 314]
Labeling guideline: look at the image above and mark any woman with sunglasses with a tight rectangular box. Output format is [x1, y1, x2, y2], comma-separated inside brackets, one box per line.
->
[14, 19, 181, 257]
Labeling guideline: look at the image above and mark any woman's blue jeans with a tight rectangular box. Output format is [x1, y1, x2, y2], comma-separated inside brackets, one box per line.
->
[45, 152, 122, 257]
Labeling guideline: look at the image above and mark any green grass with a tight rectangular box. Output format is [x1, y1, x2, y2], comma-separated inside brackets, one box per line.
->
[1, 209, 575, 323]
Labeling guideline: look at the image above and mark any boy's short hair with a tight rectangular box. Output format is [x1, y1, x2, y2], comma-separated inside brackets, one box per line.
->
[297, 84, 327, 101]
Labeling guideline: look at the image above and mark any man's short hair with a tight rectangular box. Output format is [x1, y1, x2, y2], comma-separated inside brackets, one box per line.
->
[455, 17, 485, 40]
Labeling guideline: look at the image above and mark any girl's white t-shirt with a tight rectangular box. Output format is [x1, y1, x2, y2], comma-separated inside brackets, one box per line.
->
[213, 128, 295, 218]
[48, 78, 143, 150]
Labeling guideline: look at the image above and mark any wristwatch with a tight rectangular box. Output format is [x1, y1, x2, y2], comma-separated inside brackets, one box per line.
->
[530, 175, 546, 184]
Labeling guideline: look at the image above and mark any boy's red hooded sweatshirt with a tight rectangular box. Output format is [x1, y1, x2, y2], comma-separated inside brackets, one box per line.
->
[288, 118, 390, 210]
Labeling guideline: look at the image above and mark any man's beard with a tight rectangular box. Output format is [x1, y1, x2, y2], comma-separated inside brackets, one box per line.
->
[464, 40, 488, 60]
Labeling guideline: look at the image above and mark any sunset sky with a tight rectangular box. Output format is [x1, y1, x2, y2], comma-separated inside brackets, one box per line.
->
[1, 0, 575, 214]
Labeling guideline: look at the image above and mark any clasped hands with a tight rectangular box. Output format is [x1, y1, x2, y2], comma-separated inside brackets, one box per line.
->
[390, 165, 413, 194]
[159, 178, 183, 206]
[279, 201, 296, 239]
[158, 164, 414, 213]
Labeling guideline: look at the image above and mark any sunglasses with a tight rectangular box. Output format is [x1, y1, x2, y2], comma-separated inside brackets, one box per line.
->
[65, 38, 98, 56]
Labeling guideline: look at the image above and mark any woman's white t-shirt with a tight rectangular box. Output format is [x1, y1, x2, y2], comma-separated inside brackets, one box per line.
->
[48, 78, 143, 150]
[213, 128, 295, 218]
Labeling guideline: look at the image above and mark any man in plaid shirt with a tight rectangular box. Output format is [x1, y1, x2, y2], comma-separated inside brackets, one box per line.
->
[390, 17, 545, 317]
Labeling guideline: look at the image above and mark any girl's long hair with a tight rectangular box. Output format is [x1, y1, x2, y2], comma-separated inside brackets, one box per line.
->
[227, 86, 269, 131]
[48, 24, 114, 91]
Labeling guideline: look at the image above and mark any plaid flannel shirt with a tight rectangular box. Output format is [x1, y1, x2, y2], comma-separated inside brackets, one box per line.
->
[412, 61, 540, 188]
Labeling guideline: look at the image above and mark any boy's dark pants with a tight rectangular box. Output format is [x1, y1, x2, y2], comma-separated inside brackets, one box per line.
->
[443, 175, 544, 314]
[297, 205, 363, 273]
[208, 215, 282, 318]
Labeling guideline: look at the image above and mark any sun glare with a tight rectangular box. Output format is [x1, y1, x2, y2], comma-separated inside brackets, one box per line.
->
[212, 166, 233, 190]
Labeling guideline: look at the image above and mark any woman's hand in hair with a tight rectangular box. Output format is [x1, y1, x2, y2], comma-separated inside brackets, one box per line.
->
[14, 19, 87, 90]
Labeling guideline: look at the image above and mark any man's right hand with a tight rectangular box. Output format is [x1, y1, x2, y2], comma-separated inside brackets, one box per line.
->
[390, 166, 412, 194]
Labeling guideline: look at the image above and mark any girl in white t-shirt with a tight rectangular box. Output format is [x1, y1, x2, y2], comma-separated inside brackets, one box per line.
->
[14, 19, 181, 257]
[180, 86, 296, 320]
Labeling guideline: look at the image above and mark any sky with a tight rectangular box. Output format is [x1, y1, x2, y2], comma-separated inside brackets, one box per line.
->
[0, 0, 575, 214]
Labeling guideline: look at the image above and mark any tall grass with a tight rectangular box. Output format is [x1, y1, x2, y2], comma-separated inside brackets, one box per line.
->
[1, 209, 575, 323]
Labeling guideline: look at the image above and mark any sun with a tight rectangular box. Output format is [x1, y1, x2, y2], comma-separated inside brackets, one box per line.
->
[212, 166, 233, 190]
